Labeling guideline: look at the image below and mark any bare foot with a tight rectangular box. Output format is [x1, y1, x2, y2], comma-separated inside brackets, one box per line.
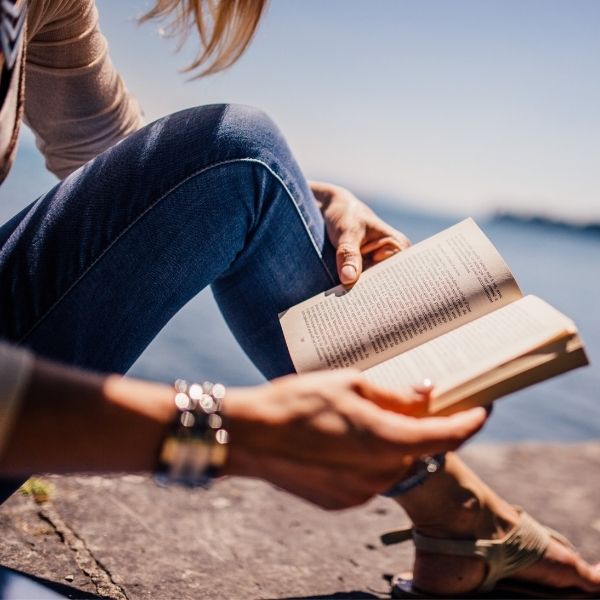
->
[395, 453, 600, 595]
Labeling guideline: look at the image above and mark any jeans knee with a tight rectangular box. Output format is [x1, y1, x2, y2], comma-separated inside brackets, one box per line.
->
[189, 103, 290, 166]
[135, 103, 304, 226]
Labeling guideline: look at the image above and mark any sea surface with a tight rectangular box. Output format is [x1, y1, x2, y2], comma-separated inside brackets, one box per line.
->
[1, 145, 599, 443]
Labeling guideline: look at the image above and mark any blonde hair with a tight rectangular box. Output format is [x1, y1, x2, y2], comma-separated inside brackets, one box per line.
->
[141, 0, 268, 77]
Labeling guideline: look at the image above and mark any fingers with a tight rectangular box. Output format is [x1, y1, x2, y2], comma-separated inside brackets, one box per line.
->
[363, 221, 411, 250]
[360, 235, 405, 256]
[379, 407, 488, 456]
[353, 377, 430, 417]
[336, 228, 365, 285]
[372, 246, 399, 262]
[413, 407, 488, 453]
[384, 224, 411, 250]
[290, 371, 485, 456]
[412, 378, 434, 397]
[323, 187, 410, 283]
[334, 218, 410, 285]
[360, 223, 411, 266]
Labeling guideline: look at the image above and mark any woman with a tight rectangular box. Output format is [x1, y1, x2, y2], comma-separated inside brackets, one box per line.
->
[0, 0, 598, 596]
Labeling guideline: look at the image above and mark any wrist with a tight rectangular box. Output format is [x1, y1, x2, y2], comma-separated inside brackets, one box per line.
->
[104, 376, 175, 426]
[219, 385, 266, 477]
[219, 382, 302, 479]
[154, 380, 230, 487]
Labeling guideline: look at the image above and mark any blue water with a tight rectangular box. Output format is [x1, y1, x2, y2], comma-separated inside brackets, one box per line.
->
[1, 145, 599, 443]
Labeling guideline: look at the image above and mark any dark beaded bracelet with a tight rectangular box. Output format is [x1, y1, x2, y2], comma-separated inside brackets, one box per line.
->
[380, 453, 446, 497]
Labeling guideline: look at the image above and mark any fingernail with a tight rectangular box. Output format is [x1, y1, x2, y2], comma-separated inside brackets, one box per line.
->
[341, 265, 357, 283]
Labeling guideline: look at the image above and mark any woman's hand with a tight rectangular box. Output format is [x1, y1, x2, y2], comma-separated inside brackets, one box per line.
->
[223, 369, 487, 510]
[310, 181, 411, 285]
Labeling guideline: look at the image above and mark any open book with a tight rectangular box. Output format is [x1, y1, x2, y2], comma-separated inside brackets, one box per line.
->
[279, 219, 588, 416]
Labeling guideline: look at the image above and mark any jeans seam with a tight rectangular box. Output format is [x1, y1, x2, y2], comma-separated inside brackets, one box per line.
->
[18, 157, 336, 344]
[250, 160, 337, 284]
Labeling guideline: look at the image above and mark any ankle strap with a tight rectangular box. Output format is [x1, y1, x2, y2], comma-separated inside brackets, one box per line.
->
[412, 510, 551, 592]
[380, 527, 414, 546]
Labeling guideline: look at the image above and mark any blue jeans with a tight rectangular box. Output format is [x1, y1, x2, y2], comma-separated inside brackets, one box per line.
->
[0, 104, 338, 497]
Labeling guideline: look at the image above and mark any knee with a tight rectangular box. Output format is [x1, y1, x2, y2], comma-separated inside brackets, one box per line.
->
[186, 103, 290, 165]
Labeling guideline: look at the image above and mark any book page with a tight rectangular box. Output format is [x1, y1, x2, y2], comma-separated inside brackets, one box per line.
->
[363, 295, 577, 395]
[429, 335, 587, 415]
[280, 218, 522, 373]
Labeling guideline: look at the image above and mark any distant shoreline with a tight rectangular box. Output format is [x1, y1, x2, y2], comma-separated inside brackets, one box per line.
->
[491, 211, 600, 236]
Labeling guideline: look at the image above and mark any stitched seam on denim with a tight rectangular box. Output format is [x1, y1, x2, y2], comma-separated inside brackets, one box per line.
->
[246, 159, 336, 284]
[18, 157, 336, 343]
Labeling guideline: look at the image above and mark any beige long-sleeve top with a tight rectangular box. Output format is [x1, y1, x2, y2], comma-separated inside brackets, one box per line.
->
[0, 0, 144, 455]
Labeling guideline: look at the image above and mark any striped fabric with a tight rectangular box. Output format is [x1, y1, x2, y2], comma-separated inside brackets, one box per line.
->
[0, 0, 27, 70]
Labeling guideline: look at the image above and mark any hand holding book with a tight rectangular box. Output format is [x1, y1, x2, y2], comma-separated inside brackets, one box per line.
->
[309, 180, 411, 284]
[280, 219, 588, 416]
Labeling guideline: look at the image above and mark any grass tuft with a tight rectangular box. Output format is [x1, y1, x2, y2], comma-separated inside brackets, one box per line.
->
[19, 477, 54, 504]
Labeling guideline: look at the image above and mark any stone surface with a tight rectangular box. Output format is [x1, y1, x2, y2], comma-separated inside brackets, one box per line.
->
[0, 443, 599, 599]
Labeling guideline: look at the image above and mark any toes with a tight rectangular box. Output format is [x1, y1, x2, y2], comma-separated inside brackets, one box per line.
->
[571, 556, 600, 592]
[519, 541, 600, 592]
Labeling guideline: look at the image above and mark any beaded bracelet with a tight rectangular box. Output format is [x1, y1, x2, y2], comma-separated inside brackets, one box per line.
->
[380, 453, 446, 497]
[154, 380, 229, 488]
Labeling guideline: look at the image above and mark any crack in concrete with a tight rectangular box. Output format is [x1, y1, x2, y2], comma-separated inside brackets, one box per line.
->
[38, 504, 128, 600]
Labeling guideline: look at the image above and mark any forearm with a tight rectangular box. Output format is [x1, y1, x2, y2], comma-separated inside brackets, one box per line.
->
[0, 357, 486, 510]
[0, 358, 175, 476]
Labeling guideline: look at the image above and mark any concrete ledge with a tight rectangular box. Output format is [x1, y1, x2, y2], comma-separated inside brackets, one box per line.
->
[1, 443, 599, 599]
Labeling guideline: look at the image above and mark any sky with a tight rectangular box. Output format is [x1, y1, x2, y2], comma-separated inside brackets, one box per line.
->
[2, 0, 599, 222]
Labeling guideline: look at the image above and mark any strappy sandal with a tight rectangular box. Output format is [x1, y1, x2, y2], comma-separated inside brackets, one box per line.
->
[382, 507, 598, 599]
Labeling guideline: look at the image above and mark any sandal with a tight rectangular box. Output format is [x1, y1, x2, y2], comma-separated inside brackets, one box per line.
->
[382, 507, 598, 599]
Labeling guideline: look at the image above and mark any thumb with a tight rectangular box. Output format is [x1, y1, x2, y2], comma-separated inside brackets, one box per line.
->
[384, 407, 488, 456]
[336, 230, 364, 285]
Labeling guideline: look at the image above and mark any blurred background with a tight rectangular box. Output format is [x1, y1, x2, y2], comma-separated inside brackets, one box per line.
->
[1, 0, 598, 441]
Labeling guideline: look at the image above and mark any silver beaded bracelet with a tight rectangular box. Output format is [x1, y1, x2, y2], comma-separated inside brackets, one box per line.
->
[154, 380, 229, 488]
